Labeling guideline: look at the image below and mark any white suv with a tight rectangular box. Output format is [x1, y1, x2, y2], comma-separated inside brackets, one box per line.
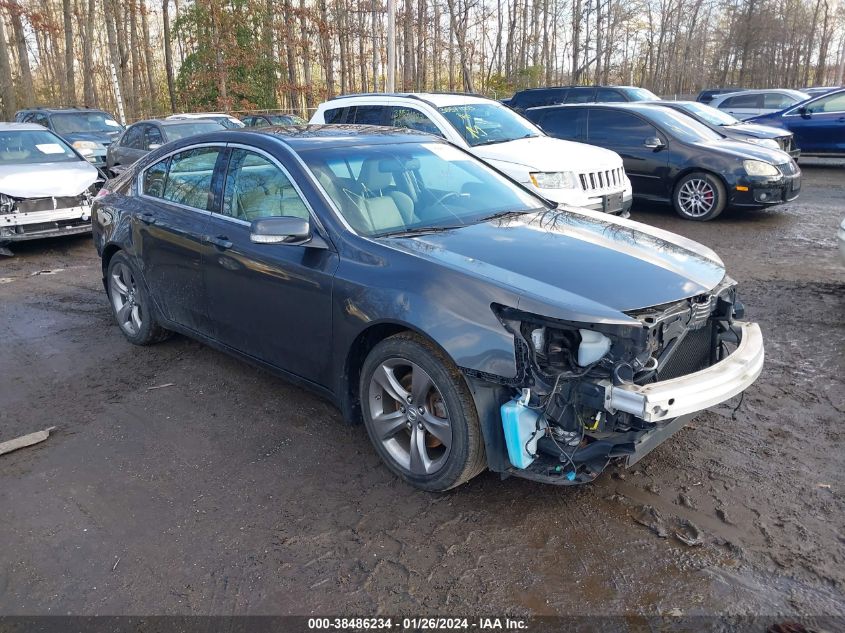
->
[310, 93, 633, 215]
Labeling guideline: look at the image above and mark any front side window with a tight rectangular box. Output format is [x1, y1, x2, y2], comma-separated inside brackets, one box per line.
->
[805, 92, 845, 114]
[300, 142, 547, 237]
[595, 89, 626, 103]
[350, 106, 387, 125]
[438, 102, 542, 147]
[222, 149, 310, 222]
[144, 126, 164, 150]
[0, 129, 81, 165]
[621, 87, 661, 101]
[161, 147, 222, 209]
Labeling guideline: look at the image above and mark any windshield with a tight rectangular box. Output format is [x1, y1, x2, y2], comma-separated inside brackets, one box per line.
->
[300, 141, 547, 237]
[51, 111, 123, 134]
[647, 107, 724, 142]
[0, 129, 82, 165]
[438, 102, 542, 147]
[677, 102, 739, 126]
[624, 88, 660, 101]
[164, 122, 225, 140]
[269, 114, 306, 125]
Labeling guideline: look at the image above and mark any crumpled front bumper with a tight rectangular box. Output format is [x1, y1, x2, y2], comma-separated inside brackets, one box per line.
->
[603, 321, 764, 423]
[0, 205, 93, 242]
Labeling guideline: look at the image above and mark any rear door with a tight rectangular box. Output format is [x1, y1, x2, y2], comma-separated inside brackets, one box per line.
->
[201, 145, 338, 384]
[136, 145, 226, 333]
[587, 108, 669, 200]
[532, 107, 588, 141]
[718, 93, 763, 120]
[112, 125, 147, 169]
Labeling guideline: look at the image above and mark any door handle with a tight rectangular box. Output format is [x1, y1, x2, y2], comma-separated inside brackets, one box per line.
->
[136, 212, 156, 225]
[202, 235, 233, 249]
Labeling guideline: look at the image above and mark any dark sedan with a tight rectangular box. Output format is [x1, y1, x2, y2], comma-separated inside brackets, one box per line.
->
[106, 119, 225, 176]
[92, 126, 764, 490]
[525, 103, 800, 221]
[647, 100, 799, 158]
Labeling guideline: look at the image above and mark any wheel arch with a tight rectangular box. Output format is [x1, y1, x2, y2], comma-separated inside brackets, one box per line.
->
[338, 320, 463, 426]
[672, 166, 730, 198]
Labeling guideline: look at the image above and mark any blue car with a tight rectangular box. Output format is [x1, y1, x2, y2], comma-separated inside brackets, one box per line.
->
[749, 88, 845, 157]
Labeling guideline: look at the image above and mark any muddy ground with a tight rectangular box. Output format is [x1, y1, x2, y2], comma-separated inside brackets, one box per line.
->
[0, 160, 843, 622]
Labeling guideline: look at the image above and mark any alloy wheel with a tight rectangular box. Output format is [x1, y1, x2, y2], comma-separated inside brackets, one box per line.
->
[677, 178, 716, 218]
[367, 358, 453, 476]
[109, 262, 144, 337]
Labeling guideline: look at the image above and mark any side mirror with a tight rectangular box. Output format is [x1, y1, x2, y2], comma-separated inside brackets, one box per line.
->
[250, 216, 312, 245]
[798, 106, 811, 119]
[644, 136, 665, 150]
[148, 143, 162, 150]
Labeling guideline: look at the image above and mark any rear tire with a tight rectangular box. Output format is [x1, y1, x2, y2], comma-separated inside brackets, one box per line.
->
[360, 333, 486, 491]
[673, 172, 726, 221]
[106, 251, 170, 345]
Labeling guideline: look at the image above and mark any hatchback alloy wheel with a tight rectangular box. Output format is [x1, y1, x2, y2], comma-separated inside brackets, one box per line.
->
[673, 171, 726, 221]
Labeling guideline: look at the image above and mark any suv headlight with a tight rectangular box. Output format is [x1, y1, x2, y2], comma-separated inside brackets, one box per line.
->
[743, 160, 779, 176]
[72, 140, 103, 157]
[529, 171, 579, 189]
[746, 138, 780, 150]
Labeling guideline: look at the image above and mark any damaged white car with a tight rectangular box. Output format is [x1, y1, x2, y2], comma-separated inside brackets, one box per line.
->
[0, 123, 102, 254]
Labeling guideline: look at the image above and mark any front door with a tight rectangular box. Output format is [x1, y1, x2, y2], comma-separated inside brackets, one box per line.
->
[201, 146, 338, 386]
[136, 145, 224, 334]
[787, 92, 845, 154]
[587, 109, 670, 201]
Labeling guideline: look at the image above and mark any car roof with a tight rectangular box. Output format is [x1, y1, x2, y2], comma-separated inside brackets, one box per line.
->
[17, 107, 112, 115]
[326, 92, 494, 107]
[0, 122, 57, 131]
[249, 124, 438, 149]
[712, 88, 809, 100]
[525, 102, 663, 115]
[129, 118, 225, 127]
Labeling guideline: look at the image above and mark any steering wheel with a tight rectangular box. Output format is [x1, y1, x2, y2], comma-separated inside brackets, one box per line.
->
[432, 191, 463, 207]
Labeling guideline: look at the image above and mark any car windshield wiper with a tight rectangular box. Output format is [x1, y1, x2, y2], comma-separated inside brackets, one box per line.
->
[378, 224, 467, 238]
[472, 133, 539, 147]
[478, 209, 536, 222]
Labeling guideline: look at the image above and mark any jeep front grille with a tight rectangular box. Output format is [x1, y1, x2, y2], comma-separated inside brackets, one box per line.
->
[578, 167, 625, 193]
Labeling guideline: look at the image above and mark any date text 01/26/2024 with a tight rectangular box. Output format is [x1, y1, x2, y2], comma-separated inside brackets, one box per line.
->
[307, 618, 528, 630]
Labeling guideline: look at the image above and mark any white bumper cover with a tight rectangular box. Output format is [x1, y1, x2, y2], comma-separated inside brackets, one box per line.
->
[0, 205, 91, 229]
[604, 321, 765, 423]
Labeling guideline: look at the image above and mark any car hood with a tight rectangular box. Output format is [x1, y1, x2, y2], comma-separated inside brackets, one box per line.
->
[472, 135, 623, 172]
[383, 208, 726, 323]
[695, 138, 791, 163]
[0, 161, 100, 198]
[63, 130, 123, 146]
[723, 122, 791, 139]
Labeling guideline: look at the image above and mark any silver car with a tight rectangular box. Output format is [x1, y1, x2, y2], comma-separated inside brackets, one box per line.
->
[709, 89, 811, 120]
[0, 123, 101, 253]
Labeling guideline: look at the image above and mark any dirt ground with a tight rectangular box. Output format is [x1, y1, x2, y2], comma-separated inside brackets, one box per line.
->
[0, 160, 843, 621]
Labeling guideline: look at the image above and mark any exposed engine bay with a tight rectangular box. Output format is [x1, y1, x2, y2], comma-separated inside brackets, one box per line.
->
[492, 277, 760, 485]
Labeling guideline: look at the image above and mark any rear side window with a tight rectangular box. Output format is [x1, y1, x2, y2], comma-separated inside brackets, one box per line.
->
[721, 93, 762, 108]
[588, 109, 656, 145]
[323, 107, 349, 124]
[535, 109, 587, 140]
[161, 147, 222, 210]
[515, 89, 566, 109]
[596, 89, 626, 103]
[143, 158, 170, 198]
[565, 87, 597, 103]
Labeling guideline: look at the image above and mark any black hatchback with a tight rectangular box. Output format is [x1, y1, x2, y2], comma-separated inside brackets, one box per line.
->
[525, 103, 800, 221]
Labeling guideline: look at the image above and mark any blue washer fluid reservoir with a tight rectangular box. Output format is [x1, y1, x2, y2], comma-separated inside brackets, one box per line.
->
[501, 392, 546, 469]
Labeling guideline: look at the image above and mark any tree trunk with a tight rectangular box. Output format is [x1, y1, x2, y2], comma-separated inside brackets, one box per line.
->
[301, 0, 314, 108]
[162, 0, 177, 112]
[63, 0, 76, 104]
[9, 1, 35, 105]
[82, 0, 96, 106]
[0, 17, 16, 119]
[140, 1, 157, 114]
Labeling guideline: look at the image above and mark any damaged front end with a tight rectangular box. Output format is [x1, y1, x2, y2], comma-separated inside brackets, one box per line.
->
[492, 278, 764, 485]
[0, 185, 101, 247]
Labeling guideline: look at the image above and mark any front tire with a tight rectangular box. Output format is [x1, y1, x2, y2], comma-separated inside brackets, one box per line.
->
[673, 171, 726, 221]
[360, 333, 486, 491]
[106, 251, 170, 345]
